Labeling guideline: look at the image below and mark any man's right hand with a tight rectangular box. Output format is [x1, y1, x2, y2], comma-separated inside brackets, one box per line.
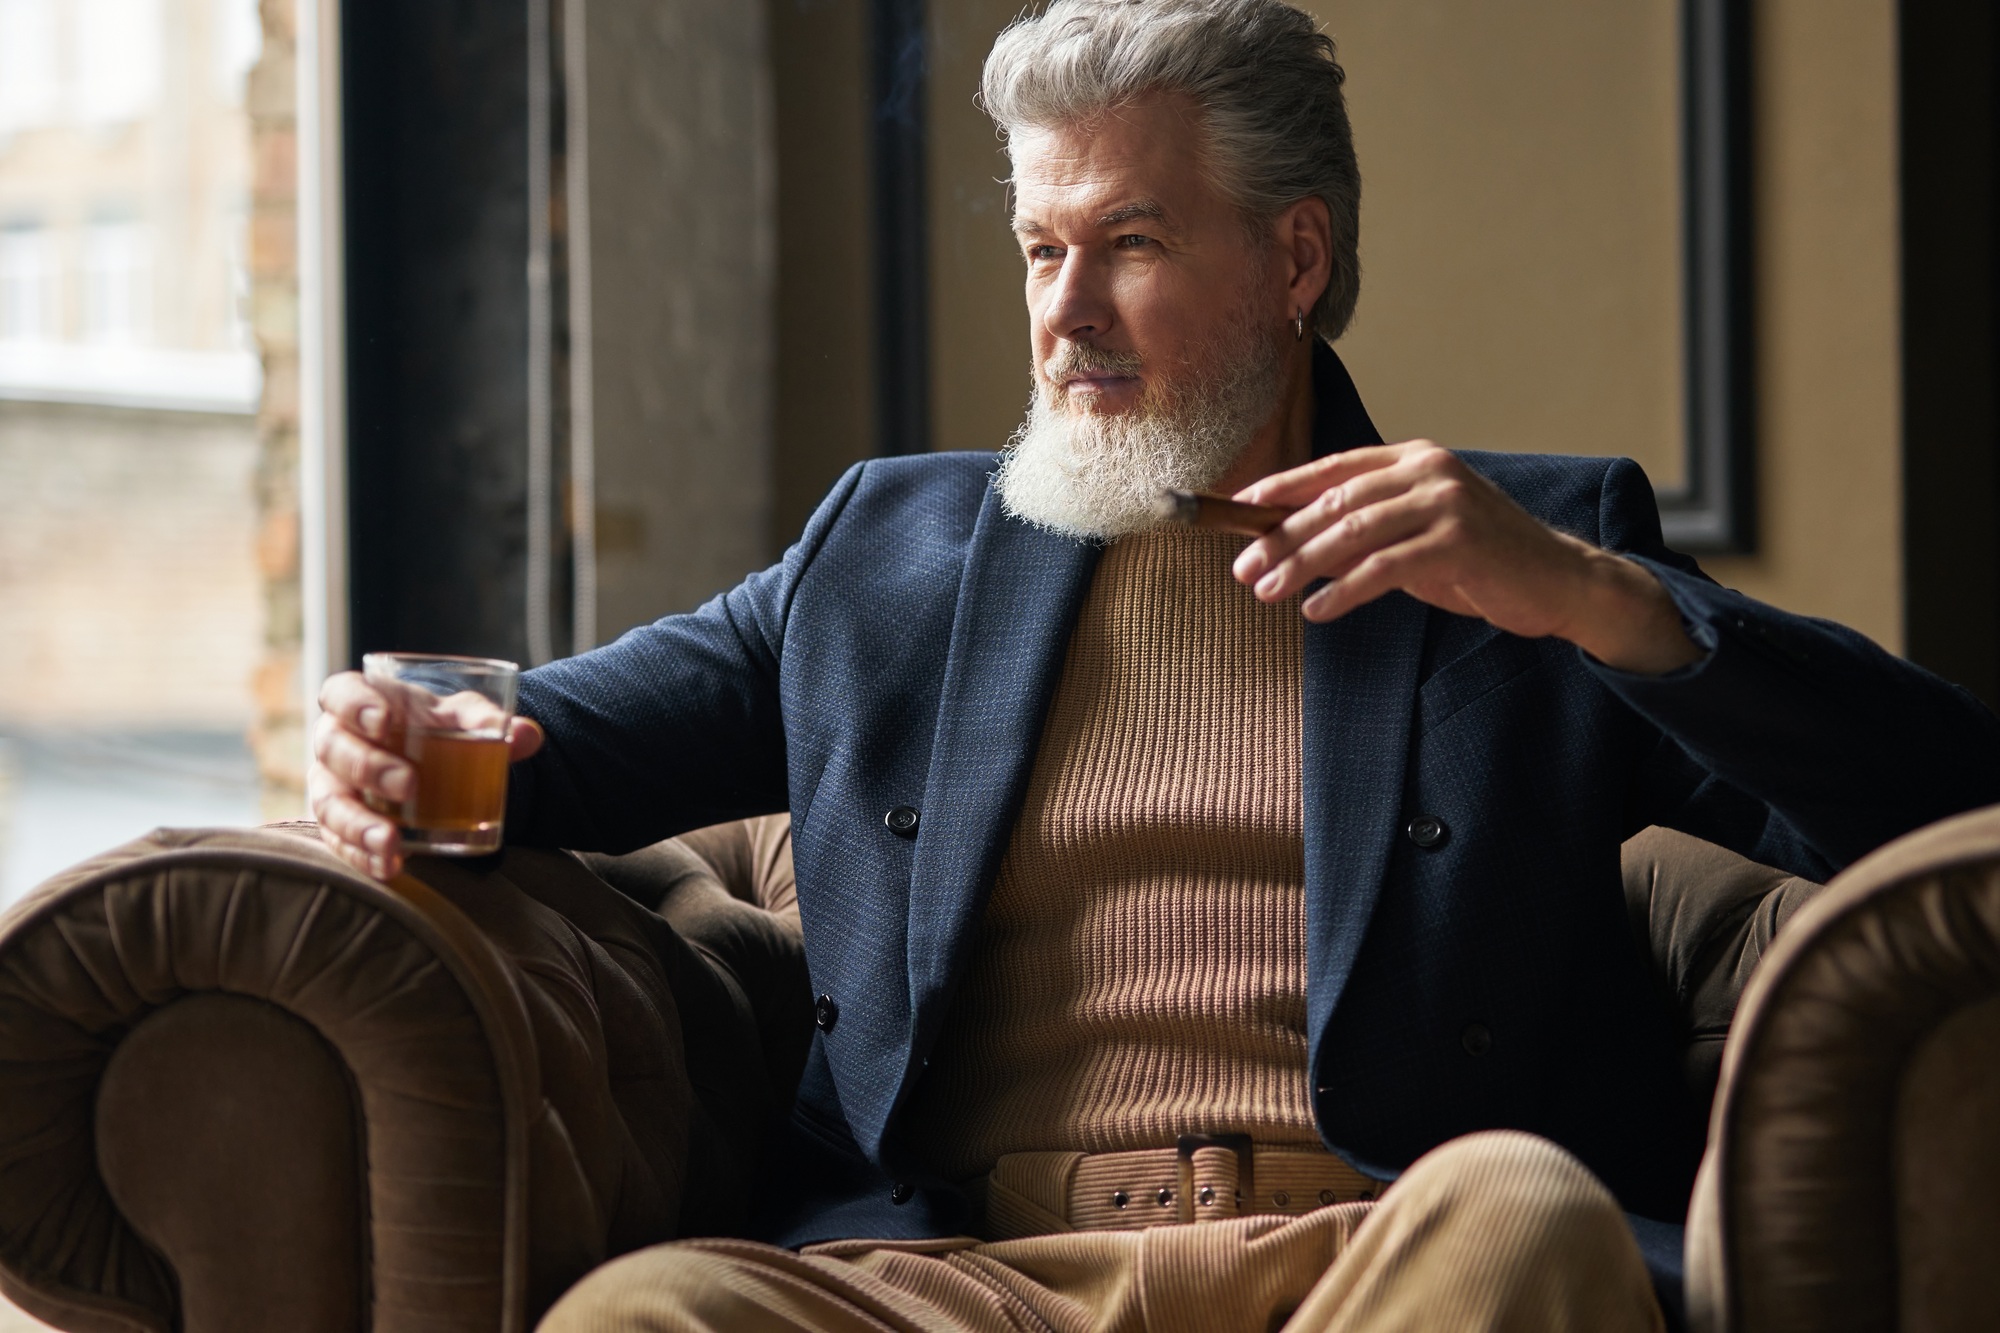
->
[308, 670, 545, 881]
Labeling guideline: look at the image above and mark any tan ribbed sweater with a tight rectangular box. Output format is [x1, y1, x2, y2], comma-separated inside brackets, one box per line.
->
[908, 529, 1317, 1181]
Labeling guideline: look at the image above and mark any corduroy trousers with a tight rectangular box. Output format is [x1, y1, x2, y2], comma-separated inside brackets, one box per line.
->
[538, 1130, 1665, 1333]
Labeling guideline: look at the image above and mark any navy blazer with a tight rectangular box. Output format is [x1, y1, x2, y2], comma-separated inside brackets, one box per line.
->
[510, 348, 2000, 1246]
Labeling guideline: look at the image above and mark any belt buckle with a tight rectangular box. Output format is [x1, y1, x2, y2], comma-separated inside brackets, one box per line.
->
[1176, 1132, 1254, 1224]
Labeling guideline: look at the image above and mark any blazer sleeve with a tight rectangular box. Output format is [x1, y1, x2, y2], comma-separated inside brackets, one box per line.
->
[1585, 457, 2000, 872]
[500, 462, 868, 854]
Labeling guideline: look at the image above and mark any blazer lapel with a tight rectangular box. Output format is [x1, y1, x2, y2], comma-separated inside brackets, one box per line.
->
[902, 484, 1100, 1057]
[1302, 345, 1429, 1040]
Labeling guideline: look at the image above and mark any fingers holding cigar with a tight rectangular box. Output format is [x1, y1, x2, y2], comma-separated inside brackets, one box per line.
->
[1155, 489, 1294, 537]
[1232, 447, 1446, 598]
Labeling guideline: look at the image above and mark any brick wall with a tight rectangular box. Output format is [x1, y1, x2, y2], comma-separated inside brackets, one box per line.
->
[247, 0, 304, 820]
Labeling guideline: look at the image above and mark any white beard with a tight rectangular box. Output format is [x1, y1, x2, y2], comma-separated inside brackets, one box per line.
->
[993, 313, 1287, 542]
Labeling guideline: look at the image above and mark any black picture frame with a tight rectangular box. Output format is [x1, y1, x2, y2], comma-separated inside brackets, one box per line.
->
[1663, 0, 1756, 553]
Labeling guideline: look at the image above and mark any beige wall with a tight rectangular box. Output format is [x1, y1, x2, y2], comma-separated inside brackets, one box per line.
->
[768, 0, 876, 546]
[557, 0, 876, 617]
[1308, 0, 1902, 649]
[922, 0, 1905, 650]
[1312, 1, 1686, 489]
[1716, 0, 1900, 648]
[928, 0, 1036, 458]
[579, 0, 777, 637]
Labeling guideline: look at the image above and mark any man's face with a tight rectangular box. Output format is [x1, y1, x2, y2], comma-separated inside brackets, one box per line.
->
[994, 94, 1291, 540]
[1010, 94, 1280, 419]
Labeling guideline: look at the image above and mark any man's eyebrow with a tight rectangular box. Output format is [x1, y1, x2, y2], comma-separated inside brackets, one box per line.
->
[1011, 200, 1173, 237]
[1095, 199, 1168, 228]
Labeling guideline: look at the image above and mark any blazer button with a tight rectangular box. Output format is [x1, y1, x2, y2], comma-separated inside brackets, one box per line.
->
[815, 994, 839, 1032]
[890, 1183, 914, 1205]
[884, 806, 920, 837]
[1461, 1022, 1493, 1057]
[1405, 814, 1448, 849]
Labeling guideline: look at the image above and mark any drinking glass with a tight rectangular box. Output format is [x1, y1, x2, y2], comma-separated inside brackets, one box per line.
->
[360, 653, 519, 855]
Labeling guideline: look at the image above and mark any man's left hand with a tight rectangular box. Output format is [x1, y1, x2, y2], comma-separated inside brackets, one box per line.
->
[1231, 441, 1704, 676]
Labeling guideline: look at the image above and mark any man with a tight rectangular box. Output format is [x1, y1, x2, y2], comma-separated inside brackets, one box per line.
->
[312, 1, 2000, 1328]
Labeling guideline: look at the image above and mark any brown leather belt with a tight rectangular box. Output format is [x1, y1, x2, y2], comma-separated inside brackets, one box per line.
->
[983, 1135, 1382, 1240]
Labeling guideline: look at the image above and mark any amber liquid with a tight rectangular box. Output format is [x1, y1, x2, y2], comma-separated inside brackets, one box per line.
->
[368, 728, 510, 854]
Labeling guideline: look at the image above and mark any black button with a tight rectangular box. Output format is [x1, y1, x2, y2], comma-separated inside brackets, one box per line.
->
[1111, 1190, 1130, 1209]
[1405, 814, 1448, 849]
[1461, 1022, 1493, 1056]
[1155, 1188, 1174, 1207]
[814, 994, 839, 1032]
[884, 806, 920, 837]
[890, 1182, 914, 1205]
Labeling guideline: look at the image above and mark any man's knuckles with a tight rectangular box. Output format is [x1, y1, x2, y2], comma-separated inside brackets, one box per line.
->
[322, 727, 410, 797]
[316, 792, 368, 841]
[318, 670, 379, 719]
[309, 710, 341, 761]
[365, 749, 413, 799]
[1402, 438, 1449, 468]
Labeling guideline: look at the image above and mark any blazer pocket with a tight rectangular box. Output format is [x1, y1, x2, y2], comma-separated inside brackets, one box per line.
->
[1418, 630, 1550, 734]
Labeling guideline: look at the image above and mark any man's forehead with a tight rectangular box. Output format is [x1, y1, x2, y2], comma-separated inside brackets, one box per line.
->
[1008, 104, 1206, 232]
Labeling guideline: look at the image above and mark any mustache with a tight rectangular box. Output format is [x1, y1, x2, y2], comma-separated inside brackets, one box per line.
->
[1043, 342, 1145, 383]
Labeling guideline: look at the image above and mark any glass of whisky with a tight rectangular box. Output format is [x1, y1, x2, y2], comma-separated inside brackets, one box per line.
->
[359, 653, 519, 855]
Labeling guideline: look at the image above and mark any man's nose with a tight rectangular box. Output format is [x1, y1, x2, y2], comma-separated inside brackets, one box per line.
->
[1041, 251, 1114, 343]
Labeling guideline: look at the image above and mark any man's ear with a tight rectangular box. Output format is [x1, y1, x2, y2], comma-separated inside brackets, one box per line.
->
[1276, 196, 1334, 320]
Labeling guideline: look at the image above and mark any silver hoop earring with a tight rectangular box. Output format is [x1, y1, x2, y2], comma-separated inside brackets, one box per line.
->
[1293, 309, 1306, 342]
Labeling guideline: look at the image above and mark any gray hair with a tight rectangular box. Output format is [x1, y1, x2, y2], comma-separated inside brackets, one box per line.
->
[981, 0, 1361, 341]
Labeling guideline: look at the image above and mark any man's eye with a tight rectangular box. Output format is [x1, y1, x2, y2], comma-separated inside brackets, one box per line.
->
[1115, 234, 1152, 249]
[1027, 245, 1062, 262]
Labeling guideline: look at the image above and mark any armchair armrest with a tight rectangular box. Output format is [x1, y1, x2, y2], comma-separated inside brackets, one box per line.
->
[0, 824, 722, 1333]
[1686, 804, 2000, 1333]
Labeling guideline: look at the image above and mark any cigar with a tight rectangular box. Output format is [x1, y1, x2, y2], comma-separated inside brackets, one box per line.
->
[1155, 489, 1295, 537]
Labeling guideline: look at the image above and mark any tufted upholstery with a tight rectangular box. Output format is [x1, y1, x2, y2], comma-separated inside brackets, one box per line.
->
[1686, 804, 2000, 1333]
[0, 819, 802, 1333]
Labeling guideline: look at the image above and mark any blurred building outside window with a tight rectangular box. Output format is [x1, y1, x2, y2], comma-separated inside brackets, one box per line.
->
[82, 216, 151, 343]
[0, 0, 289, 960]
[0, 1, 62, 136]
[75, 0, 166, 126]
[0, 223, 53, 340]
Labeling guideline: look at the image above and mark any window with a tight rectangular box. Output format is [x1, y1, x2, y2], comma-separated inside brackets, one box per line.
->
[214, 0, 260, 101]
[0, 0, 264, 926]
[82, 217, 151, 345]
[73, 0, 164, 126]
[0, 0, 60, 136]
[0, 223, 52, 341]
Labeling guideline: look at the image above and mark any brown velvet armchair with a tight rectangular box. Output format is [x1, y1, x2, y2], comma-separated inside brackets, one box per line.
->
[0, 808, 1995, 1333]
